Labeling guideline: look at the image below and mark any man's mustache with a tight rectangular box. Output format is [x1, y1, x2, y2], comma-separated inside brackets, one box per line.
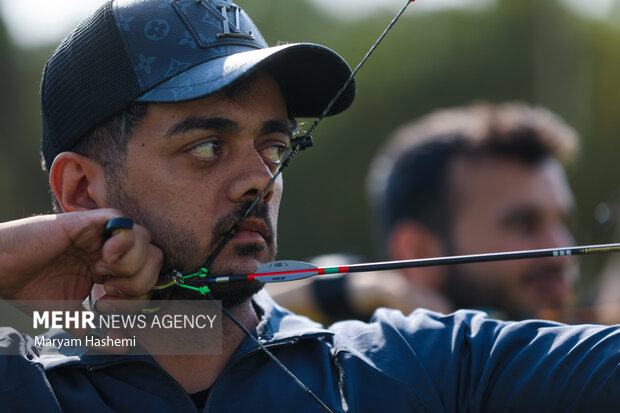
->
[521, 263, 576, 286]
[211, 201, 274, 247]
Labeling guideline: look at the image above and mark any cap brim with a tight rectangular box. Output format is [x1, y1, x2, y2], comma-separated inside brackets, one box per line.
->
[135, 43, 355, 118]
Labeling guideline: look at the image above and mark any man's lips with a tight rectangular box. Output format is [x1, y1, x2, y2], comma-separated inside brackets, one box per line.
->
[231, 218, 269, 243]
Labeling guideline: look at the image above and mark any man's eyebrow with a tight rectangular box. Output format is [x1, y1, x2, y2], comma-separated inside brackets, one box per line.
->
[500, 205, 540, 223]
[165, 116, 238, 137]
[261, 119, 296, 139]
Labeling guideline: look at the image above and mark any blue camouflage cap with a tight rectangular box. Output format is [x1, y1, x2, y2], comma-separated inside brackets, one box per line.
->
[41, 0, 356, 171]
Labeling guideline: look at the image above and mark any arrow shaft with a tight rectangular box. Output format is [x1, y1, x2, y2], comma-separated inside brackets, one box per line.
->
[203, 243, 620, 284]
[345, 245, 591, 273]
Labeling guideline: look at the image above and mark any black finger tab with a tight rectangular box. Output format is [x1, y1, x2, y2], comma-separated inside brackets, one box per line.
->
[103, 217, 134, 240]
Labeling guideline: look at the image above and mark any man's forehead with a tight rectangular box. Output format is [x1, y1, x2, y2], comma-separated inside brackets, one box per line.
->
[451, 156, 574, 217]
[450, 156, 552, 194]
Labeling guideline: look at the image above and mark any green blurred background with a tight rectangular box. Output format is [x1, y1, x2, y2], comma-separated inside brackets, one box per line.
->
[2, 0, 620, 300]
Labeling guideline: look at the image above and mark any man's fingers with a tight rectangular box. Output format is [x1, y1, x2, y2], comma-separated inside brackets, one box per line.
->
[93, 222, 150, 283]
[94, 218, 163, 299]
[101, 224, 151, 274]
[103, 217, 134, 240]
[101, 222, 137, 265]
[102, 244, 163, 299]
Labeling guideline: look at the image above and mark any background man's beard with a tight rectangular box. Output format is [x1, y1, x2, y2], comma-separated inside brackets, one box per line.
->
[445, 263, 570, 320]
[106, 181, 277, 307]
[445, 265, 504, 314]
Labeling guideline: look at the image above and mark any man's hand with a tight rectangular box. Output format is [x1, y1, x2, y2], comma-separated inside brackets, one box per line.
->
[348, 271, 452, 316]
[0, 209, 162, 302]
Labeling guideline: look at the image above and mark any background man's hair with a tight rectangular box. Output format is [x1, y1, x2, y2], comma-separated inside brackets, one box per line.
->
[366, 102, 579, 256]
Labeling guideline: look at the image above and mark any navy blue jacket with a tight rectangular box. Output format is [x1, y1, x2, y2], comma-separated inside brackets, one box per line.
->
[1, 290, 619, 412]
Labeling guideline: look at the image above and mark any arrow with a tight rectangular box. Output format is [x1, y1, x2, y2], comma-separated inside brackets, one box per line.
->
[202, 243, 620, 284]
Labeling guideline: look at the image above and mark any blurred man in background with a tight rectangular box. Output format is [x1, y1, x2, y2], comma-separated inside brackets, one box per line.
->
[270, 102, 580, 322]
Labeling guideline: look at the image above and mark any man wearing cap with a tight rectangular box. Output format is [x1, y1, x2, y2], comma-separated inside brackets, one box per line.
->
[1, 1, 619, 412]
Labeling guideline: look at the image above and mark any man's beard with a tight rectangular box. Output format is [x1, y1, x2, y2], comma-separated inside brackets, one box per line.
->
[445, 257, 572, 320]
[105, 177, 277, 308]
[445, 264, 506, 315]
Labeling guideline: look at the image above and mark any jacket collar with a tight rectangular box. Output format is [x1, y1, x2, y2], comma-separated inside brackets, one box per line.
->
[230, 290, 333, 360]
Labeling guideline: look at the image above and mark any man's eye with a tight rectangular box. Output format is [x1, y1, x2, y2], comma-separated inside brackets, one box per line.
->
[261, 145, 288, 166]
[506, 215, 538, 236]
[187, 141, 220, 160]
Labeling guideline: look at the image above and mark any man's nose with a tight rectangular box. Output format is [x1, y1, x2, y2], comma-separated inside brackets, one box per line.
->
[226, 148, 276, 204]
[544, 223, 575, 249]
[537, 223, 577, 264]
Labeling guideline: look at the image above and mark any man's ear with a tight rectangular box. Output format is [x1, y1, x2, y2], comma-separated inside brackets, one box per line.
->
[388, 220, 444, 260]
[388, 220, 446, 289]
[49, 152, 107, 212]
